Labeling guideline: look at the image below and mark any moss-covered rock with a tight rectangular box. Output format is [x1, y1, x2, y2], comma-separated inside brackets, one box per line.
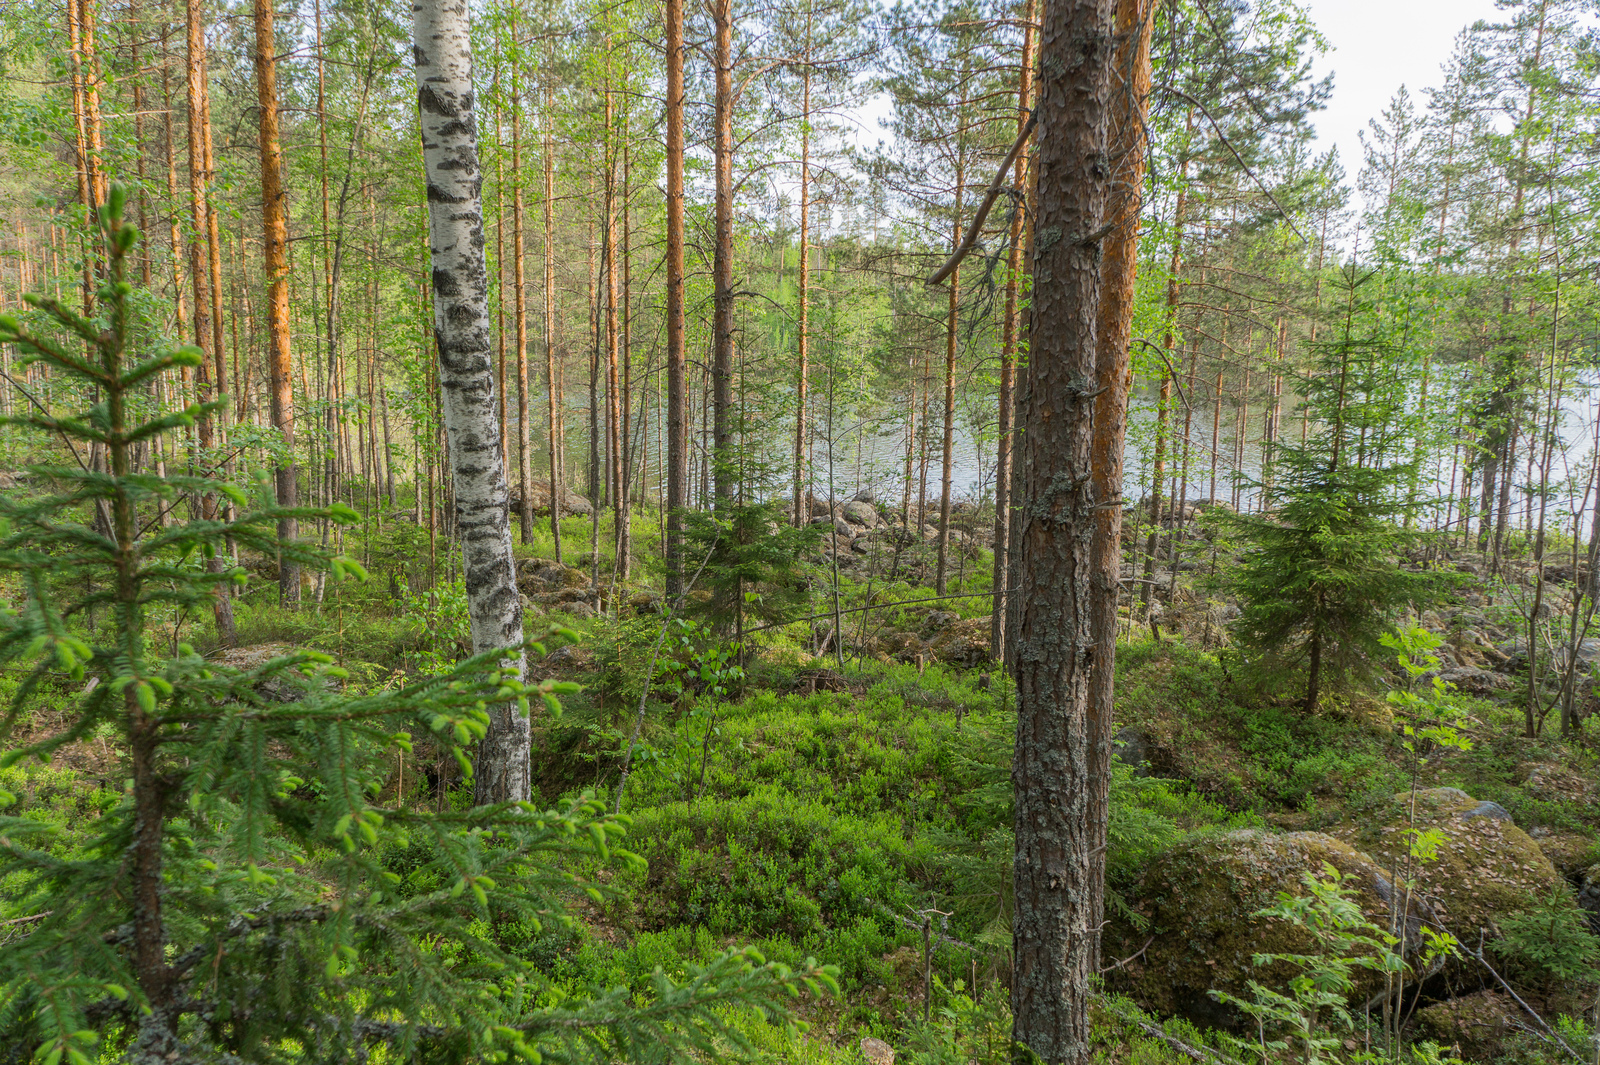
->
[1108, 829, 1414, 1028]
[1414, 990, 1519, 1061]
[1331, 788, 1563, 939]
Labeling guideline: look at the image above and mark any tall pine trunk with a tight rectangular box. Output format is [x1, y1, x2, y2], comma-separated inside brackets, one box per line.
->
[664, 0, 686, 595]
[511, 29, 535, 544]
[709, 0, 735, 507]
[1010, 0, 1115, 1060]
[253, 0, 298, 605]
[1087, 0, 1152, 963]
[413, 0, 529, 804]
[989, 2, 1035, 663]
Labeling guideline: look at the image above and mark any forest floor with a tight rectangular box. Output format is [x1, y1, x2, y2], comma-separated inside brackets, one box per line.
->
[3, 502, 1597, 1065]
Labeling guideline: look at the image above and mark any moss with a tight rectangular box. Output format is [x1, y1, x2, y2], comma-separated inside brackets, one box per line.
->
[1331, 788, 1563, 938]
[1109, 829, 1403, 1029]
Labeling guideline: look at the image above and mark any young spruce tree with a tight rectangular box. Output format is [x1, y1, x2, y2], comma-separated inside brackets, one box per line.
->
[0, 188, 832, 1064]
[1218, 267, 1449, 711]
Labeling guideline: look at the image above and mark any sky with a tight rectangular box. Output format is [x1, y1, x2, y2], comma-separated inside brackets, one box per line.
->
[1302, 0, 1503, 204]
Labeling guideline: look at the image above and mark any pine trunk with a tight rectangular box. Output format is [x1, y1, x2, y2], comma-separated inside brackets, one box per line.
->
[1010, 1, 1116, 1060]
[1086, 0, 1151, 962]
[253, 0, 299, 605]
[710, 0, 735, 507]
[664, 0, 686, 595]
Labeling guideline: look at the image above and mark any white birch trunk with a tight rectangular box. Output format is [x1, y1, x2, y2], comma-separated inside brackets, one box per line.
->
[412, 0, 529, 804]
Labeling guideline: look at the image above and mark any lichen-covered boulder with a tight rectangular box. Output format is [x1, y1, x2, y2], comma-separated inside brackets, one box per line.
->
[1331, 788, 1563, 939]
[1109, 830, 1418, 1029]
[518, 557, 587, 594]
[926, 617, 990, 667]
[842, 501, 879, 528]
[1414, 991, 1519, 1061]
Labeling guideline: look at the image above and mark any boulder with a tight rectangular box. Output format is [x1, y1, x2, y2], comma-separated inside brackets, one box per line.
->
[842, 501, 879, 528]
[518, 557, 588, 594]
[509, 482, 593, 517]
[628, 591, 664, 616]
[879, 631, 927, 662]
[1578, 865, 1600, 934]
[859, 1036, 895, 1065]
[1434, 667, 1510, 695]
[926, 617, 990, 668]
[1109, 830, 1429, 1029]
[1331, 789, 1563, 939]
[559, 600, 596, 619]
[852, 488, 878, 505]
[1415, 991, 1519, 1061]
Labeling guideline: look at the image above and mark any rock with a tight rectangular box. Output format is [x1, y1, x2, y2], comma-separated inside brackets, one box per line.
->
[509, 482, 593, 517]
[852, 488, 878, 505]
[1531, 831, 1594, 876]
[859, 1036, 895, 1065]
[1332, 789, 1564, 940]
[1109, 830, 1430, 1028]
[842, 501, 878, 527]
[879, 631, 927, 661]
[1113, 726, 1152, 777]
[926, 617, 991, 668]
[833, 519, 853, 538]
[850, 537, 874, 555]
[1415, 991, 1519, 1061]
[1460, 800, 1512, 822]
[924, 611, 959, 631]
[1435, 667, 1510, 695]
[518, 558, 587, 594]
[519, 594, 546, 617]
[1578, 865, 1600, 934]
[810, 498, 833, 518]
[560, 600, 596, 619]
[628, 591, 664, 615]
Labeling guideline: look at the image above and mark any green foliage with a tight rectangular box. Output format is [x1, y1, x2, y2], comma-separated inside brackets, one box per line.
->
[1491, 891, 1600, 987]
[1213, 270, 1452, 710]
[0, 190, 834, 1064]
[681, 500, 820, 635]
[1211, 866, 1457, 1065]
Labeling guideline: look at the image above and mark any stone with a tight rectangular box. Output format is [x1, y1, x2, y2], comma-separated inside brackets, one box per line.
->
[1434, 668, 1510, 695]
[833, 519, 853, 538]
[561, 600, 596, 619]
[926, 617, 991, 668]
[842, 501, 878, 527]
[1415, 991, 1518, 1061]
[1108, 830, 1431, 1029]
[1113, 726, 1153, 778]
[1331, 789, 1564, 941]
[860, 1036, 895, 1065]
[852, 488, 877, 504]
[1460, 800, 1512, 822]
[508, 482, 593, 517]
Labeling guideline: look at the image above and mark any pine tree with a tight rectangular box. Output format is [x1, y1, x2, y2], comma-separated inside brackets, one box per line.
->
[1216, 267, 1450, 712]
[0, 188, 834, 1065]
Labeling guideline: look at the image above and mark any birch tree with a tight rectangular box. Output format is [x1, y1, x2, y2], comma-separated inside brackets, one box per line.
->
[412, 0, 530, 804]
